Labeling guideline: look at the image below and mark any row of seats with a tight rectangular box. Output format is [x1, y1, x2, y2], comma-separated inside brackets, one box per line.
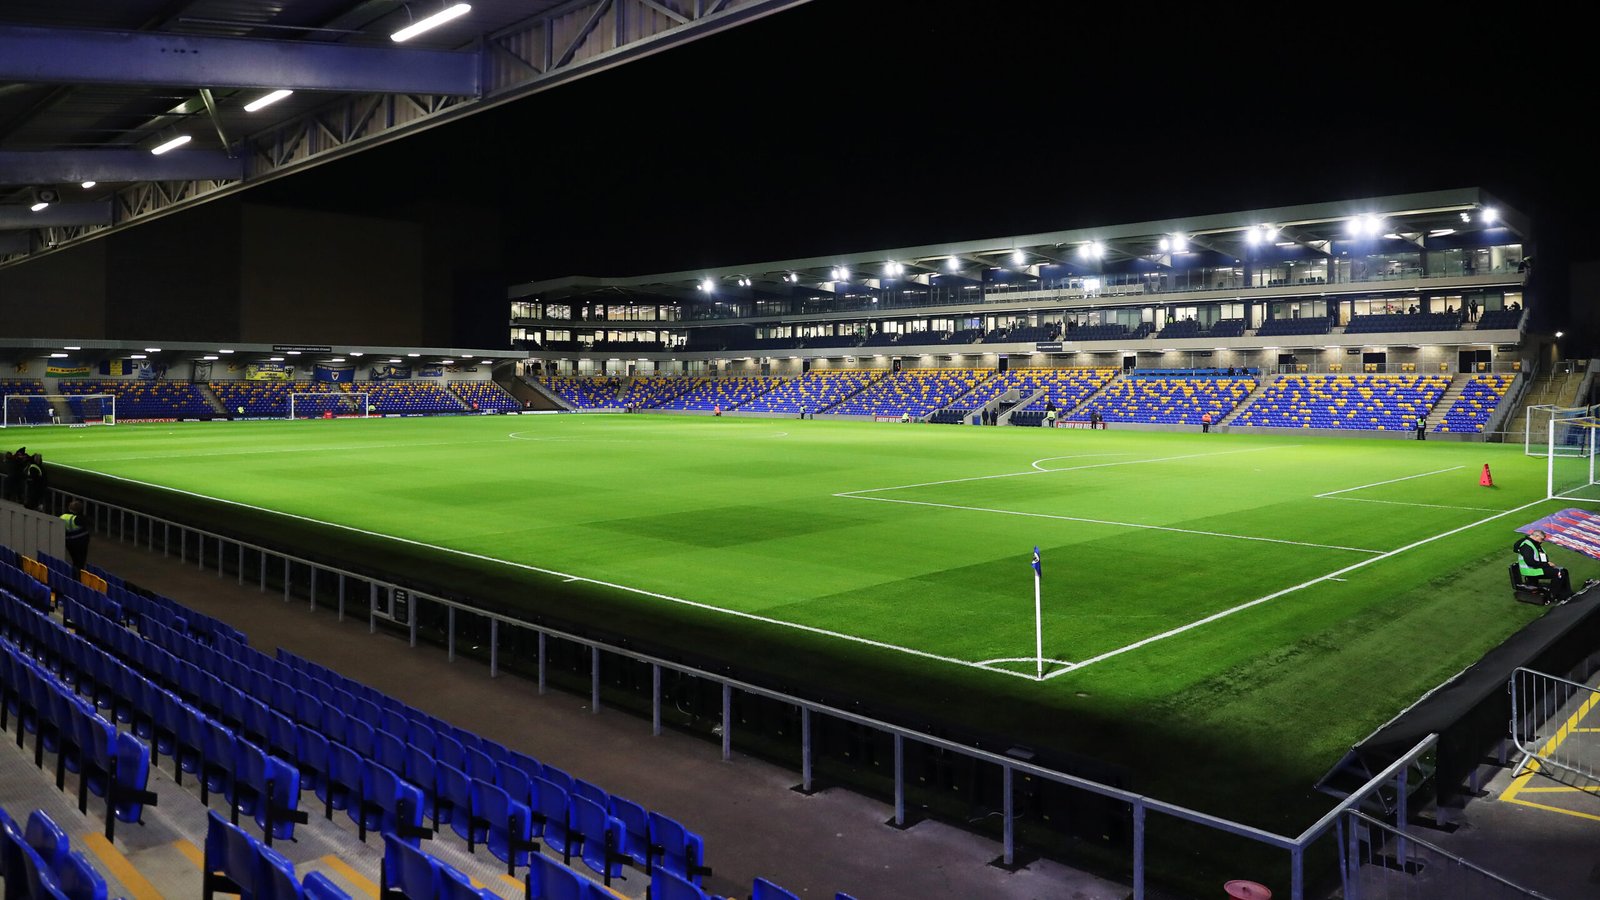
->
[448, 382, 521, 413]
[1475, 308, 1523, 330]
[0, 380, 53, 425]
[350, 382, 466, 415]
[1343, 313, 1462, 334]
[1434, 374, 1515, 433]
[1231, 374, 1450, 430]
[831, 369, 989, 418]
[737, 371, 883, 414]
[1255, 318, 1331, 337]
[1088, 377, 1257, 425]
[617, 377, 700, 410]
[657, 377, 786, 411]
[210, 381, 319, 418]
[1018, 369, 1117, 413]
[59, 381, 213, 419]
[537, 377, 619, 409]
[0, 806, 116, 900]
[204, 811, 350, 899]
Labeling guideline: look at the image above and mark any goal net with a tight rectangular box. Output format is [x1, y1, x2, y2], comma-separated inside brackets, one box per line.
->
[1548, 416, 1600, 501]
[288, 392, 370, 419]
[2, 394, 116, 427]
[1526, 404, 1597, 456]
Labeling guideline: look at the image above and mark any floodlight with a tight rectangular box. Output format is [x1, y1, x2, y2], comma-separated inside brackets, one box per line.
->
[1482, 207, 1499, 224]
[837, 267, 850, 281]
[1556, 331, 1564, 339]
[391, 3, 471, 42]
[80, 181, 96, 189]
[1171, 233, 1187, 252]
[1012, 250, 1026, 266]
[947, 257, 961, 272]
[151, 134, 191, 155]
[1159, 238, 1171, 252]
[244, 90, 293, 112]
[1246, 226, 1263, 245]
[30, 202, 47, 212]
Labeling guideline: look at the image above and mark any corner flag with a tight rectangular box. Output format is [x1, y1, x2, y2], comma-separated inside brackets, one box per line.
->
[1032, 546, 1042, 577]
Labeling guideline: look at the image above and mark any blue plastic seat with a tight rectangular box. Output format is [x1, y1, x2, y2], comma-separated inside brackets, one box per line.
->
[382, 832, 440, 899]
[752, 877, 801, 900]
[437, 762, 484, 848]
[24, 810, 69, 869]
[319, 742, 361, 818]
[478, 779, 535, 871]
[608, 796, 651, 868]
[295, 724, 329, 794]
[258, 844, 303, 900]
[405, 745, 438, 820]
[55, 851, 109, 900]
[440, 864, 496, 900]
[650, 868, 711, 900]
[528, 852, 593, 900]
[374, 729, 408, 775]
[648, 812, 708, 886]
[301, 871, 352, 900]
[571, 794, 625, 880]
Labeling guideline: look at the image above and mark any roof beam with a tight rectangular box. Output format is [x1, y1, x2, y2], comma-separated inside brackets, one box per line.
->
[0, 150, 245, 185]
[0, 24, 481, 95]
[0, 201, 112, 228]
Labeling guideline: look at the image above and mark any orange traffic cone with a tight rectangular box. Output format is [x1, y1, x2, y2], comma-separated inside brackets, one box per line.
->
[1480, 464, 1494, 487]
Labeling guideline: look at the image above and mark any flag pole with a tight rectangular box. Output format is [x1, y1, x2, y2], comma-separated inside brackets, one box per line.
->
[1032, 546, 1044, 681]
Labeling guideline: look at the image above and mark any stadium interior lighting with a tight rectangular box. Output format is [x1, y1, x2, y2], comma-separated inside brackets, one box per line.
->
[1011, 250, 1026, 266]
[351, 352, 364, 357]
[150, 134, 191, 155]
[1482, 207, 1499, 224]
[243, 90, 293, 112]
[63, 346, 80, 350]
[270, 357, 284, 361]
[218, 349, 234, 354]
[1430, 228, 1456, 236]
[1083, 277, 1101, 291]
[391, 3, 471, 42]
[30, 202, 47, 212]
[479, 359, 492, 364]
[130, 354, 146, 359]
[1556, 331, 1564, 339]
[946, 257, 961, 272]
[1245, 226, 1262, 245]
[1460, 212, 1471, 222]
[202, 355, 219, 360]
[330, 357, 345, 363]
[389, 358, 401, 363]
[1158, 238, 1170, 252]
[406, 353, 420, 357]
[700, 279, 715, 292]
[143, 347, 161, 352]
[287, 350, 301, 355]
[48, 353, 67, 358]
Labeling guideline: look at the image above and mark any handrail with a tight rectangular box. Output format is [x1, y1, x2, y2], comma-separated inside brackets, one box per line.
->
[1346, 811, 1553, 898]
[44, 482, 1452, 898]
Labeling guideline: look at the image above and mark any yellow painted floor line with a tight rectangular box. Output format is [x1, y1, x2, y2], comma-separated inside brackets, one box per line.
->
[320, 854, 380, 899]
[1502, 689, 1600, 805]
[500, 872, 525, 890]
[172, 839, 205, 868]
[1519, 784, 1600, 794]
[1503, 796, 1600, 823]
[80, 832, 165, 900]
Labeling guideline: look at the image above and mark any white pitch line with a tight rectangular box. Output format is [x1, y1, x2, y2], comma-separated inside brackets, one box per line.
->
[1314, 465, 1465, 498]
[1044, 495, 1553, 679]
[839, 494, 1384, 554]
[1319, 496, 1502, 513]
[836, 445, 1284, 497]
[1028, 453, 1131, 471]
[50, 463, 1045, 683]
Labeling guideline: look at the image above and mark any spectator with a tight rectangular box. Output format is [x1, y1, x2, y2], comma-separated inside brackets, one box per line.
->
[1202, 411, 1214, 434]
[3, 447, 24, 503]
[61, 500, 90, 575]
[23, 453, 47, 510]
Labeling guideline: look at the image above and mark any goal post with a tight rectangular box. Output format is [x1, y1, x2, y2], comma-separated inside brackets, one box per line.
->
[2, 394, 116, 427]
[1527, 404, 1597, 456]
[288, 391, 371, 419]
[1547, 416, 1600, 501]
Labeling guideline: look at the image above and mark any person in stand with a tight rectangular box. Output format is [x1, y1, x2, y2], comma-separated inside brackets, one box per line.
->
[900, 411, 911, 423]
[1415, 416, 1427, 440]
[1201, 410, 1214, 434]
[713, 403, 722, 417]
[61, 500, 90, 576]
[2, 447, 23, 503]
[1515, 530, 1575, 601]
[23, 453, 47, 511]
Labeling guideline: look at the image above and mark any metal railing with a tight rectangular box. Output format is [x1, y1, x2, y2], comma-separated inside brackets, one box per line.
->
[1339, 811, 1550, 899]
[1509, 667, 1600, 787]
[46, 484, 1461, 899]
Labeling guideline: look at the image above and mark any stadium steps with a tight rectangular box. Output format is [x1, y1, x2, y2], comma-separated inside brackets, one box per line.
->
[514, 376, 572, 411]
[1065, 371, 1122, 418]
[1505, 371, 1585, 438]
[998, 388, 1045, 425]
[731, 377, 789, 410]
[196, 383, 228, 415]
[1220, 374, 1276, 426]
[1428, 375, 1473, 425]
[932, 371, 1003, 421]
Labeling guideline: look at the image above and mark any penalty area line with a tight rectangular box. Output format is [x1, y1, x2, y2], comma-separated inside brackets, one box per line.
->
[1314, 465, 1465, 498]
[51, 464, 1044, 683]
[837, 445, 1286, 497]
[1044, 495, 1554, 679]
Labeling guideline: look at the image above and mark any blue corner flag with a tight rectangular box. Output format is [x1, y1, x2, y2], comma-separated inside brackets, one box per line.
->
[1031, 546, 1042, 577]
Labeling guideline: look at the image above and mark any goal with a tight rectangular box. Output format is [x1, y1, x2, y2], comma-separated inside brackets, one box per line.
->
[2, 394, 115, 427]
[1548, 416, 1600, 501]
[288, 392, 371, 419]
[1526, 404, 1597, 456]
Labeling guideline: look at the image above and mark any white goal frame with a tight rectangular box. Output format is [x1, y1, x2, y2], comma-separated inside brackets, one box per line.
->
[2, 393, 116, 427]
[1547, 415, 1600, 501]
[1526, 404, 1598, 456]
[288, 391, 371, 419]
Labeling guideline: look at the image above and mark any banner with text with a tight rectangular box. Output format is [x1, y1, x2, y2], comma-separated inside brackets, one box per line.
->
[314, 364, 355, 383]
[46, 362, 89, 378]
[245, 363, 294, 382]
[138, 361, 167, 381]
[416, 365, 445, 378]
[368, 364, 411, 381]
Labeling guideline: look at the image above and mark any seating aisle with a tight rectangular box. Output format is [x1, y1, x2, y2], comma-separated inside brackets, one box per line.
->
[77, 540, 1124, 900]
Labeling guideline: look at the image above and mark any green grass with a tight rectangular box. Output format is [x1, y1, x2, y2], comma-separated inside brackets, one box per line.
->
[30, 414, 1600, 835]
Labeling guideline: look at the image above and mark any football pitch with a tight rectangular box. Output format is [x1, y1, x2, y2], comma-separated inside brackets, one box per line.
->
[30, 414, 1600, 827]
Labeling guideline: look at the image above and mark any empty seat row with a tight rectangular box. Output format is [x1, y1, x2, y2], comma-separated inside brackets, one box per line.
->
[204, 810, 351, 900]
[0, 806, 114, 900]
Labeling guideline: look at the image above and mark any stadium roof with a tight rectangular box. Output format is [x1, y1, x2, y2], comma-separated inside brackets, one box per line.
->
[0, 0, 807, 267]
[510, 187, 1528, 304]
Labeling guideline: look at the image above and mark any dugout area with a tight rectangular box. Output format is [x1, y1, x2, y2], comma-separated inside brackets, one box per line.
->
[27, 414, 1600, 889]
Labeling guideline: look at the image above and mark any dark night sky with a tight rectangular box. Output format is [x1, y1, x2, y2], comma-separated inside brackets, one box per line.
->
[248, 1, 1592, 335]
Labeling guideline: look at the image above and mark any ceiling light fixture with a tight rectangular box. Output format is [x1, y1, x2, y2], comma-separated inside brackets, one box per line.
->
[150, 134, 191, 155]
[391, 3, 471, 42]
[244, 89, 294, 112]
[80, 181, 96, 189]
